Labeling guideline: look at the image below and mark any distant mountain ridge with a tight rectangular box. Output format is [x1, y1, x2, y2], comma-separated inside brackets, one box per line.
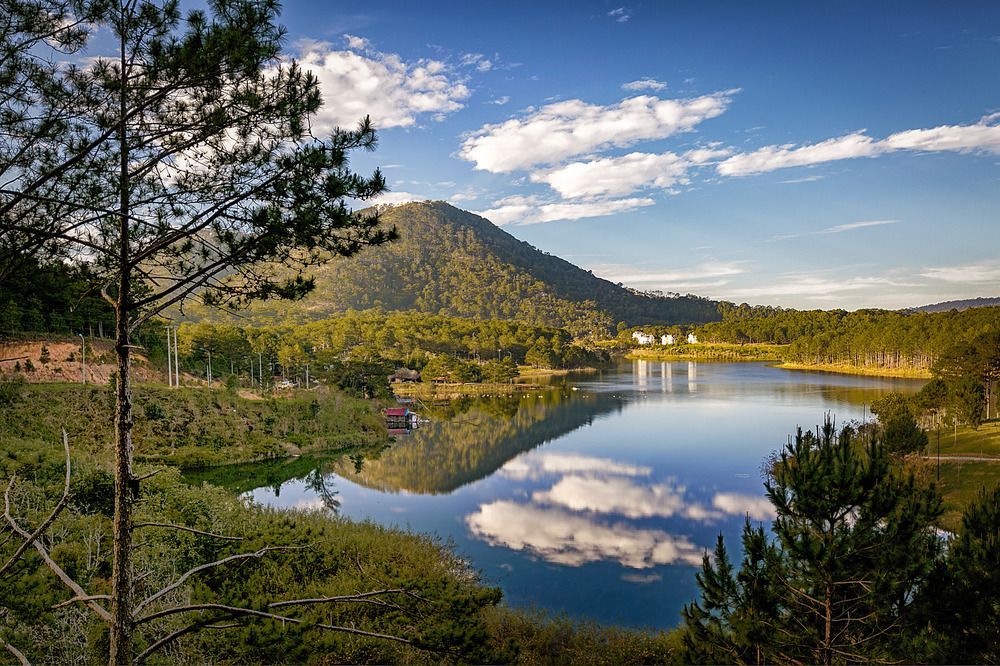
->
[908, 297, 1000, 313]
[202, 201, 720, 331]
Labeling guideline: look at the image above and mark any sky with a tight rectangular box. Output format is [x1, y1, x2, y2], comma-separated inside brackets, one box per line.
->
[271, 0, 1000, 310]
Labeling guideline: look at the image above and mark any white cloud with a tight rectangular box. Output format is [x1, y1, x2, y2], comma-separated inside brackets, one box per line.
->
[723, 273, 920, 300]
[718, 115, 1000, 177]
[490, 95, 510, 106]
[369, 191, 428, 206]
[501, 452, 651, 481]
[459, 91, 735, 173]
[531, 147, 732, 199]
[478, 195, 655, 226]
[771, 219, 899, 241]
[465, 501, 705, 569]
[531, 152, 690, 199]
[296, 37, 470, 133]
[608, 6, 633, 23]
[718, 132, 879, 176]
[712, 493, 777, 521]
[623, 78, 667, 92]
[920, 262, 1000, 283]
[596, 262, 746, 287]
[883, 119, 1000, 154]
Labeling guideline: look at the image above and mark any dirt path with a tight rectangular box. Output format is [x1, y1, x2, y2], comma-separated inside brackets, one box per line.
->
[922, 455, 1000, 463]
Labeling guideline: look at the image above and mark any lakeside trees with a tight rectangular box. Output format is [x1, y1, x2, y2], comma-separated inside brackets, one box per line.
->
[1, 0, 394, 660]
[679, 417, 1000, 664]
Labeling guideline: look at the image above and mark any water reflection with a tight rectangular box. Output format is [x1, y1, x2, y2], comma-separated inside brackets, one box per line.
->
[329, 391, 628, 494]
[466, 501, 705, 569]
[228, 362, 924, 630]
[465, 449, 776, 570]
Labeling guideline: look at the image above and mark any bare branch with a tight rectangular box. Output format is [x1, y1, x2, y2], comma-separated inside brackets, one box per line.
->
[0, 636, 30, 666]
[135, 546, 302, 615]
[0, 430, 72, 578]
[268, 588, 409, 608]
[134, 603, 412, 664]
[3, 481, 111, 623]
[133, 522, 242, 541]
[52, 594, 113, 610]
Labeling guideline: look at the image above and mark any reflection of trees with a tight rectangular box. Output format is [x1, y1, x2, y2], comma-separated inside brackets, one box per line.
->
[305, 468, 341, 514]
[331, 390, 627, 494]
[182, 444, 385, 495]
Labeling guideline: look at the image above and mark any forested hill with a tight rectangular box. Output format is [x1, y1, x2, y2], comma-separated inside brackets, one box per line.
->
[198, 201, 719, 333]
[909, 297, 1000, 313]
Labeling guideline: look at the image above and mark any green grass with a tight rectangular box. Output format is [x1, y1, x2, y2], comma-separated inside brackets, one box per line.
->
[0, 380, 385, 469]
[626, 342, 785, 363]
[777, 361, 932, 379]
[916, 420, 1000, 531]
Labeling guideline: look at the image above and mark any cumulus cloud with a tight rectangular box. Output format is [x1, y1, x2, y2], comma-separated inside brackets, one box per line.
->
[718, 115, 1000, 177]
[532, 147, 732, 199]
[623, 78, 667, 92]
[459, 91, 735, 173]
[477, 195, 655, 226]
[465, 501, 705, 569]
[296, 37, 470, 133]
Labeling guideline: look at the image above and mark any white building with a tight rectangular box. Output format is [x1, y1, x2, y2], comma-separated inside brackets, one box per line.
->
[662, 334, 675, 345]
[631, 331, 656, 345]
[687, 333, 698, 344]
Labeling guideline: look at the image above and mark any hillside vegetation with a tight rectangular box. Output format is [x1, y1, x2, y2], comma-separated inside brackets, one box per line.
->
[186, 201, 721, 333]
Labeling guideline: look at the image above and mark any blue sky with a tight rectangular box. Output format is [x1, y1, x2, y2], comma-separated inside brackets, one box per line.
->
[274, 1, 999, 310]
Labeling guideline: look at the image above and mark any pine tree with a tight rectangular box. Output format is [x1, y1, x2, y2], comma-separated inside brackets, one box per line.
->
[683, 418, 943, 664]
[1, 1, 393, 661]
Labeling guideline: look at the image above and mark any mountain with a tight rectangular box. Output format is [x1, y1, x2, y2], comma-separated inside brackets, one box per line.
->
[201, 201, 719, 332]
[908, 297, 1000, 313]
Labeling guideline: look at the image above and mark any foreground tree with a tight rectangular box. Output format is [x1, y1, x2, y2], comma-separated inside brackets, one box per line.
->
[682, 418, 942, 664]
[921, 486, 1000, 663]
[1, 0, 394, 661]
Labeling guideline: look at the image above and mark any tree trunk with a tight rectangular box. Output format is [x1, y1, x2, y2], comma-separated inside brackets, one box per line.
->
[823, 582, 833, 666]
[109, 8, 134, 660]
[109, 311, 135, 665]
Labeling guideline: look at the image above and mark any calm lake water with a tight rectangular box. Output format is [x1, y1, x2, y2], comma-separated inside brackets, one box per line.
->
[227, 361, 924, 630]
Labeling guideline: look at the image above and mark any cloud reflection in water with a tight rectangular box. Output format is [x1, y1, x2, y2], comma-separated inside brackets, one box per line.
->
[466, 501, 704, 569]
[466, 451, 775, 569]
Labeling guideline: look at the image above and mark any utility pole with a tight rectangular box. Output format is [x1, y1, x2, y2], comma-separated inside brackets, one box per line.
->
[258, 351, 264, 388]
[200, 348, 212, 387]
[172, 326, 180, 387]
[164, 326, 173, 387]
[78, 333, 86, 384]
[305, 363, 310, 390]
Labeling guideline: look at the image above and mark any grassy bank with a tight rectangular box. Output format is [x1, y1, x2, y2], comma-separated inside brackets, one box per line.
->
[625, 342, 784, 363]
[0, 380, 385, 469]
[917, 420, 1000, 531]
[1, 379, 684, 663]
[776, 361, 932, 379]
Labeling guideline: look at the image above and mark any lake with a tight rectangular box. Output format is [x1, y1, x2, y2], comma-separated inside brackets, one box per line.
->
[233, 361, 924, 630]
